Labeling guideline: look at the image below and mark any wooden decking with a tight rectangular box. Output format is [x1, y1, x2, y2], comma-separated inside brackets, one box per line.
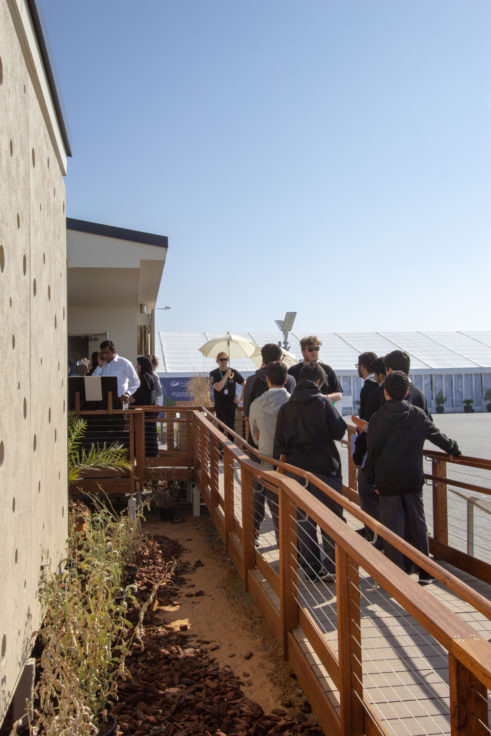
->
[217, 459, 491, 736]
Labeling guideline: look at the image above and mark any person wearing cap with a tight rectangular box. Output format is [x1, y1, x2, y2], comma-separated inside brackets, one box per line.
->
[288, 336, 342, 402]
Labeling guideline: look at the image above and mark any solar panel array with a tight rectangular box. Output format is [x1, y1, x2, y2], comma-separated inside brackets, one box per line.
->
[154, 331, 491, 374]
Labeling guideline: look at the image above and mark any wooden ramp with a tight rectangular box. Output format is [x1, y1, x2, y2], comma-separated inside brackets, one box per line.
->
[215, 459, 491, 736]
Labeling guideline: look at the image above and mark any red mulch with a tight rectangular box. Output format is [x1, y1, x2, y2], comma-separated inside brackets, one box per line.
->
[114, 535, 323, 736]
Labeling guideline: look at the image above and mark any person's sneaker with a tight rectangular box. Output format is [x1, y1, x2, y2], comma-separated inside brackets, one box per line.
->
[355, 527, 367, 537]
[302, 568, 319, 582]
[318, 567, 336, 583]
[418, 572, 437, 586]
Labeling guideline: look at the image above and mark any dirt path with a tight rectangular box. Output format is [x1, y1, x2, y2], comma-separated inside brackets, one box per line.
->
[142, 515, 298, 716]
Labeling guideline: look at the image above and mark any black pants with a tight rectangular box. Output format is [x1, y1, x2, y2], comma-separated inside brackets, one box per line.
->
[214, 402, 236, 431]
[379, 490, 429, 569]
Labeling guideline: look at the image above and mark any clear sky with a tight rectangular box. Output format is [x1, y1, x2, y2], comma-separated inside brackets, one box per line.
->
[41, 0, 491, 336]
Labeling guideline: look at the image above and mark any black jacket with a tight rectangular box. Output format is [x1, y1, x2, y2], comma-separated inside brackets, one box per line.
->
[288, 361, 342, 397]
[364, 380, 432, 420]
[273, 380, 347, 477]
[359, 377, 379, 421]
[243, 367, 296, 417]
[365, 400, 460, 496]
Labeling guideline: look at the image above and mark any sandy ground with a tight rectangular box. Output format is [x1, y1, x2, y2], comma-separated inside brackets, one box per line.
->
[143, 514, 303, 716]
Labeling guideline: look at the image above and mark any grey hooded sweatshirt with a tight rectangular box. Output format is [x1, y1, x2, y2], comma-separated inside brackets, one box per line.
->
[249, 388, 291, 465]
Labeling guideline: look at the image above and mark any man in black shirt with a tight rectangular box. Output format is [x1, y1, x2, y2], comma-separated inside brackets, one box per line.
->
[288, 336, 343, 402]
[209, 352, 245, 431]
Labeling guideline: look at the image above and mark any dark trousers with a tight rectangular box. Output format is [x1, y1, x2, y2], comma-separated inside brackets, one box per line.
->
[254, 460, 279, 542]
[357, 467, 380, 521]
[293, 473, 344, 574]
[214, 402, 236, 432]
[378, 490, 429, 569]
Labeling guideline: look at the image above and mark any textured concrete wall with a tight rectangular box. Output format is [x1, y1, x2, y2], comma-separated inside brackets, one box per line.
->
[0, 0, 68, 723]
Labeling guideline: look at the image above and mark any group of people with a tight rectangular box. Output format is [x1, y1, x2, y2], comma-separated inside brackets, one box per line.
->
[72, 340, 163, 455]
[210, 336, 461, 585]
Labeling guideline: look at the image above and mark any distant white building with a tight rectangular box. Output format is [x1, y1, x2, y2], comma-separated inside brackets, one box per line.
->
[154, 331, 491, 413]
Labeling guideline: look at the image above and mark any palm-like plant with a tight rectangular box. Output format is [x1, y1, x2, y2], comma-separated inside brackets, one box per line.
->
[68, 416, 131, 483]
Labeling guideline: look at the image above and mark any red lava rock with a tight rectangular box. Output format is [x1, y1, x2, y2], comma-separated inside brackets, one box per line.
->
[114, 533, 322, 736]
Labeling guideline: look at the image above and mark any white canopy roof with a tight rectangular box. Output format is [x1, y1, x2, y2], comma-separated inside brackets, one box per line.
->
[154, 331, 491, 374]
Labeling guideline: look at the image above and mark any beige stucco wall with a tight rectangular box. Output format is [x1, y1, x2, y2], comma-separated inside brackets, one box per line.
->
[68, 305, 140, 365]
[0, 0, 68, 723]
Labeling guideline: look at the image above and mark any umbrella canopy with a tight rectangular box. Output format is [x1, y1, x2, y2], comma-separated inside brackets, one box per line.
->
[250, 345, 298, 369]
[198, 332, 256, 360]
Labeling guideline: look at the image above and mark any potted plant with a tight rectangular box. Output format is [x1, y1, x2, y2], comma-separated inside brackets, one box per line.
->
[435, 391, 446, 414]
[463, 398, 474, 413]
[485, 388, 491, 412]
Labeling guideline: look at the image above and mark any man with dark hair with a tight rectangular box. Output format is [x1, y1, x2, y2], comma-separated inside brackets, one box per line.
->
[357, 352, 378, 421]
[249, 362, 290, 542]
[288, 336, 342, 402]
[384, 350, 430, 415]
[274, 362, 347, 582]
[242, 344, 296, 425]
[93, 339, 139, 403]
[353, 351, 381, 543]
[366, 371, 460, 584]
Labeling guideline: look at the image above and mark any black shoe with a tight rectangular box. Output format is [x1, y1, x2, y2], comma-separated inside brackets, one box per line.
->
[418, 572, 437, 586]
[355, 527, 366, 537]
[373, 535, 384, 551]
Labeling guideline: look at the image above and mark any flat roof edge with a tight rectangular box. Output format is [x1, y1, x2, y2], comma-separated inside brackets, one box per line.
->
[67, 218, 168, 248]
[27, 0, 72, 157]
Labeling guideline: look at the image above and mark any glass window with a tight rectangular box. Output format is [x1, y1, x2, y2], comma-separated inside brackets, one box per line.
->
[454, 375, 463, 407]
[413, 374, 423, 391]
[433, 375, 443, 401]
[464, 374, 473, 402]
[444, 375, 453, 407]
[424, 375, 433, 403]
[474, 374, 483, 405]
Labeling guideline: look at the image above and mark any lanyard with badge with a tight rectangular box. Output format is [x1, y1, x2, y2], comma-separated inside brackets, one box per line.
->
[219, 367, 234, 395]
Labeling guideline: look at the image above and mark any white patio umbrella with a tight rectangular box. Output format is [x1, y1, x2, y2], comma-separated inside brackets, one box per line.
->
[250, 345, 298, 369]
[198, 331, 256, 361]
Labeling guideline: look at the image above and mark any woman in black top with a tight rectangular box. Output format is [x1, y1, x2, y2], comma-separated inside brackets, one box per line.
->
[130, 356, 160, 456]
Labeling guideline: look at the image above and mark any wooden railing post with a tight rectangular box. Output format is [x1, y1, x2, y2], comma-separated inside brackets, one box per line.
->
[279, 488, 299, 657]
[449, 653, 488, 735]
[240, 465, 256, 589]
[133, 409, 145, 493]
[432, 457, 448, 546]
[337, 546, 364, 736]
[210, 434, 221, 523]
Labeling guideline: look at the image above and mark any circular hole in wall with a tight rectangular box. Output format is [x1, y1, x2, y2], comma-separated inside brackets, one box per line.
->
[1, 634, 6, 659]
[17, 214, 20, 229]
[0, 245, 4, 272]
[63, 307, 65, 320]
[33, 278, 36, 296]
[54, 428, 57, 443]
[54, 314, 57, 329]
[12, 334, 15, 349]
[48, 407, 51, 423]
[9, 297, 12, 307]
[0, 57, 3, 85]
[32, 148, 35, 167]
[47, 157, 50, 169]
[38, 481, 41, 493]
[17, 381, 20, 390]
[63, 201, 65, 214]
[48, 284, 51, 300]
[12, 498, 15, 512]
[9, 140, 13, 156]
[43, 252, 46, 264]
[61, 506, 65, 518]
[40, 357, 42, 366]
[24, 580, 27, 589]
[53, 187, 56, 198]
[23, 254, 26, 275]
[15, 549, 18, 564]
[23, 398, 27, 419]
[39, 203, 42, 212]
[33, 434, 37, 452]
[0, 441, 4, 465]
[63, 399, 66, 413]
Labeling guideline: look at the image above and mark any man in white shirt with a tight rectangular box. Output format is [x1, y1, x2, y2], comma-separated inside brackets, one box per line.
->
[93, 340, 140, 402]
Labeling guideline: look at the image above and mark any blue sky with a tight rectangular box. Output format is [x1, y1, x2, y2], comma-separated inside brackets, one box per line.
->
[41, 0, 491, 335]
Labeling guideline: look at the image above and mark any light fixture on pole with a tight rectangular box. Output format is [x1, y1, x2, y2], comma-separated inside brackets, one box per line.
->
[275, 311, 296, 351]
